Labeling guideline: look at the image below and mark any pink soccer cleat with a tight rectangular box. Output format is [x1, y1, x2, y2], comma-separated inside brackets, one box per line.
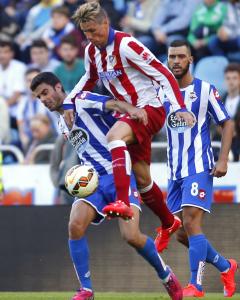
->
[102, 200, 133, 220]
[72, 288, 94, 300]
[163, 267, 183, 300]
[221, 259, 238, 297]
[155, 215, 182, 253]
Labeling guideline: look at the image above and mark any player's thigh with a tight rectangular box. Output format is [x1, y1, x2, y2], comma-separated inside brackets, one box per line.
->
[167, 179, 183, 214]
[69, 200, 97, 231]
[132, 160, 152, 188]
[181, 171, 213, 213]
[106, 120, 137, 144]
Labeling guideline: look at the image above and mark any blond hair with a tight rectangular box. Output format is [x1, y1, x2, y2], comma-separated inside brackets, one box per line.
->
[72, 2, 107, 27]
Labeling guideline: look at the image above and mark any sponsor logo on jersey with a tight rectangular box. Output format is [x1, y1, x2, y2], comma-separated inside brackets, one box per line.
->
[198, 189, 206, 200]
[167, 111, 196, 133]
[79, 91, 88, 99]
[69, 128, 89, 153]
[99, 70, 122, 80]
[189, 91, 198, 102]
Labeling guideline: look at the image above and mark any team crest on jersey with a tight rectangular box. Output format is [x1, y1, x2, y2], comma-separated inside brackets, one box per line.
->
[167, 111, 196, 133]
[108, 54, 117, 67]
[68, 128, 89, 153]
[189, 91, 198, 102]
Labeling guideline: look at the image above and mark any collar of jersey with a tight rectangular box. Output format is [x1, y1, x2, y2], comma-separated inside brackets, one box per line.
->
[98, 27, 115, 51]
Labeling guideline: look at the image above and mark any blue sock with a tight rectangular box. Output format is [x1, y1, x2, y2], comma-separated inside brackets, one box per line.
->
[206, 240, 230, 272]
[188, 234, 207, 291]
[69, 238, 92, 291]
[136, 237, 169, 280]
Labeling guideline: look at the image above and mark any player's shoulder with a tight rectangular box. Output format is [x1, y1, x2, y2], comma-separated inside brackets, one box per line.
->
[193, 77, 215, 93]
[115, 31, 140, 50]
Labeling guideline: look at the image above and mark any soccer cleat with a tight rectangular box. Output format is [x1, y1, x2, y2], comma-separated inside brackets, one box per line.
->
[163, 267, 183, 300]
[221, 259, 238, 297]
[155, 215, 182, 253]
[102, 200, 134, 220]
[182, 284, 205, 297]
[72, 288, 94, 300]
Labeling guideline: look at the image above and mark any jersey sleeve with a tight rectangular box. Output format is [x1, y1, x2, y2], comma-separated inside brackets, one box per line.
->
[74, 91, 112, 115]
[208, 85, 230, 124]
[121, 37, 185, 111]
[63, 44, 99, 109]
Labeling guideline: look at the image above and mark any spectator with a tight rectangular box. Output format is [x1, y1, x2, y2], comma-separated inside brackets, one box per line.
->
[64, 0, 82, 15]
[0, 40, 26, 140]
[17, 68, 58, 151]
[15, 0, 63, 51]
[149, 0, 201, 56]
[50, 135, 79, 204]
[208, 0, 240, 60]
[54, 35, 85, 93]
[223, 63, 240, 119]
[120, 0, 161, 39]
[0, 97, 10, 144]
[24, 114, 56, 164]
[0, 4, 19, 41]
[29, 39, 60, 72]
[188, 0, 228, 61]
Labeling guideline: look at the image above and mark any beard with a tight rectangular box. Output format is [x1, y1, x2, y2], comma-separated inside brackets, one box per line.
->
[169, 62, 190, 79]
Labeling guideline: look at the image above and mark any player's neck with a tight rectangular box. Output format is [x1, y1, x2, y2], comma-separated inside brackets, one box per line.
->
[178, 72, 193, 89]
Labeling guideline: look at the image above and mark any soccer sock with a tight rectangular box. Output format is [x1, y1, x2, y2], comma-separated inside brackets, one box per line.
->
[188, 234, 207, 291]
[139, 181, 174, 228]
[69, 238, 92, 291]
[136, 237, 170, 281]
[108, 140, 131, 206]
[206, 240, 230, 272]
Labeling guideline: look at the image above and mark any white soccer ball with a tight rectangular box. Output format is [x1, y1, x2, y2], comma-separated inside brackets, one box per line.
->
[65, 165, 99, 198]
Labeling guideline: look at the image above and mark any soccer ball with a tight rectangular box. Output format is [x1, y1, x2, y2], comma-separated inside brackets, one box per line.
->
[65, 165, 99, 198]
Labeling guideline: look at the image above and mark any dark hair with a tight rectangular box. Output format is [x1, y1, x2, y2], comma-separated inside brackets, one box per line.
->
[0, 40, 14, 51]
[60, 35, 78, 48]
[169, 40, 192, 54]
[25, 67, 41, 76]
[30, 72, 63, 92]
[224, 63, 240, 74]
[30, 39, 48, 50]
[52, 5, 70, 18]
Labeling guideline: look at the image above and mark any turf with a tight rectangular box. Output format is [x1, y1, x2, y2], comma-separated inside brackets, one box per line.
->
[0, 293, 239, 300]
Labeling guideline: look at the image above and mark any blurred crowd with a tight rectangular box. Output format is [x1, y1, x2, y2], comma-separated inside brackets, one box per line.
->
[0, 0, 240, 168]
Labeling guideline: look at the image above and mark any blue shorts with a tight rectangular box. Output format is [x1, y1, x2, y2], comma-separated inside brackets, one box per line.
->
[167, 171, 213, 214]
[74, 173, 141, 225]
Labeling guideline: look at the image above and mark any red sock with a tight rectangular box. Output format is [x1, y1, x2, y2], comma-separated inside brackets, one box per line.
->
[108, 140, 131, 206]
[140, 182, 174, 228]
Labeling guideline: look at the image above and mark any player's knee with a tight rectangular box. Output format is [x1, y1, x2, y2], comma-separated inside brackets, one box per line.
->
[176, 229, 189, 247]
[183, 216, 198, 235]
[121, 230, 141, 248]
[135, 174, 152, 189]
[68, 219, 86, 239]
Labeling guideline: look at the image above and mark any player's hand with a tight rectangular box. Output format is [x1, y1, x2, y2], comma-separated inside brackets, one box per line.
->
[128, 107, 148, 125]
[175, 111, 196, 127]
[210, 160, 228, 177]
[64, 109, 75, 130]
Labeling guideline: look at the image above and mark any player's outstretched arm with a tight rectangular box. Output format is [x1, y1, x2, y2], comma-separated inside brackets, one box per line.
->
[211, 119, 234, 177]
[105, 100, 148, 125]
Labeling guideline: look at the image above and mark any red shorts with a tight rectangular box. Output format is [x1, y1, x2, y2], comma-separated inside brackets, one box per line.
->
[119, 105, 166, 165]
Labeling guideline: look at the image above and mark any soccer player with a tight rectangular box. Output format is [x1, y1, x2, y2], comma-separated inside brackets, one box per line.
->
[161, 40, 237, 297]
[62, 2, 195, 250]
[30, 72, 183, 300]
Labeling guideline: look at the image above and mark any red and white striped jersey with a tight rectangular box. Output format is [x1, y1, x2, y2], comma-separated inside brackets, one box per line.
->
[64, 29, 185, 111]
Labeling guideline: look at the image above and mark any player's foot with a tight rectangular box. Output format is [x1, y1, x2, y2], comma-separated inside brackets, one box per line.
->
[72, 288, 94, 300]
[221, 259, 238, 297]
[102, 200, 133, 220]
[155, 215, 182, 253]
[163, 266, 183, 300]
[182, 284, 204, 297]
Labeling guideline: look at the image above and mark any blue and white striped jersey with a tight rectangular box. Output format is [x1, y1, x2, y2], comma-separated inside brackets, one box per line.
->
[59, 91, 116, 176]
[163, 78, 230, 180]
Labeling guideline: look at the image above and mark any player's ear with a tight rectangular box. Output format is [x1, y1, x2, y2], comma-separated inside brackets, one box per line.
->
[55, 82, 63, 92]
[189, 55, 194, 65]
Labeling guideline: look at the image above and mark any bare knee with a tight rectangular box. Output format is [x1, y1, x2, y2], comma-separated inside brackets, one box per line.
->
[121, 230, 143, 248]
[176, 228, 189, 247]
[68, 219, 87, 240]
[182, 214, 202, 236]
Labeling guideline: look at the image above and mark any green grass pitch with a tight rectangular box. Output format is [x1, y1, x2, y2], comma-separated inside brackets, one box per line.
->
[0, 293, 239, 300]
